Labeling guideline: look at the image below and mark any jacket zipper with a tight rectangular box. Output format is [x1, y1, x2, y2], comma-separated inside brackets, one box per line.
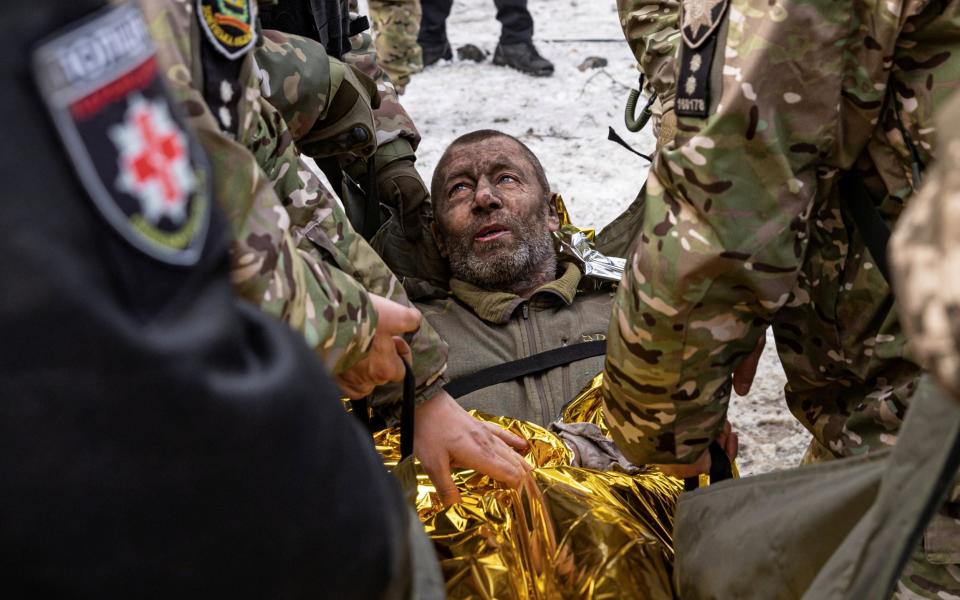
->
[522, 303, 552, 423]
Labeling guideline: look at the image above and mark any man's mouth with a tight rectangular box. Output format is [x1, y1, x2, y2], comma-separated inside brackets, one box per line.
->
[474, 224, 511, 243]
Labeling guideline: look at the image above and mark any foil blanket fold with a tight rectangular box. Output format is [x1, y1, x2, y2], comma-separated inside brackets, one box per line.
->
[376, 375, 684, 599]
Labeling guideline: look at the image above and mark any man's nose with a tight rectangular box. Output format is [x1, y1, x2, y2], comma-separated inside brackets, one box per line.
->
[473, 178, 502, 211]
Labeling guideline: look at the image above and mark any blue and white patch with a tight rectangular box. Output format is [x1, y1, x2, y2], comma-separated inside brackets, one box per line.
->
[33, 3, 211, 265]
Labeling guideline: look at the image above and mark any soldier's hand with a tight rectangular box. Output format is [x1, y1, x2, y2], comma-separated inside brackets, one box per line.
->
[415, 391, 531, 506]
[335, 294, 421, 399]
[656, 420, 738, 479]
[303, 59, 379, 159]
[733, 332, 766, 396]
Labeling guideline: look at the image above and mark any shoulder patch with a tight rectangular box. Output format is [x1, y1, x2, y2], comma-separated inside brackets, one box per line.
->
[197, 0, 257, 60]
[681, 0, 730, 49]
[33, 3, 211, 266]
[676, 0, 730, 118]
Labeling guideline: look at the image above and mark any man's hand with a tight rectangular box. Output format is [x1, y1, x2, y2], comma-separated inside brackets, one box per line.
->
[733, 332, 766, 396]
[335, 294, 421, 399]
[655, 420, 739, 479]
[415, 391, 532, 505]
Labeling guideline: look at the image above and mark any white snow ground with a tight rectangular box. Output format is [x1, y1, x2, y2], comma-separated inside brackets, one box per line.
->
[362, 0, 809, 474]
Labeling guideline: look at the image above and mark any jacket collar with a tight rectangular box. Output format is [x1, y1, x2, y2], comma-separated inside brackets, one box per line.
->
[449, 261, 582, 324]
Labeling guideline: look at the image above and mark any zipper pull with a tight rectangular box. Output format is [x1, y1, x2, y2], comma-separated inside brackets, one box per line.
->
[521, 303, 529, 319]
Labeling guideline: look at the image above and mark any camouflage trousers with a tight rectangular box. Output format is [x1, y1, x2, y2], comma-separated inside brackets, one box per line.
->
[369, 0, 423, 93]
[776, 191, 960, 599]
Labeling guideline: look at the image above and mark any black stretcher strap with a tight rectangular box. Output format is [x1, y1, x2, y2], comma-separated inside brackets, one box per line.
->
[839, 172, 892, 282]
[350, 360, 417, 459]
[444, 340, 608, 399]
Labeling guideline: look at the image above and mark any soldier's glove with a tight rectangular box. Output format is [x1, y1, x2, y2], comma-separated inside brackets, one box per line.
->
[301, 58, 380, 159]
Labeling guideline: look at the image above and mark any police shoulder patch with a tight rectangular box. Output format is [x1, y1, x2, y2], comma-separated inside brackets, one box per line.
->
[33, 3, 211, 266]
[681, 0, 729, 49]
[197, 0, 258, 60]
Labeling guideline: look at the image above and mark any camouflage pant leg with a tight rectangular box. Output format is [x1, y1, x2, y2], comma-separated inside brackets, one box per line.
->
[894, 527, 960, 599]
[773, 190, 921, 460]
[368, 0, 423, 93]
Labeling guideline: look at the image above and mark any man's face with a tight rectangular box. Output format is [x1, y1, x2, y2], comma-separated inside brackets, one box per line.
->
[433, 137, 559, 289]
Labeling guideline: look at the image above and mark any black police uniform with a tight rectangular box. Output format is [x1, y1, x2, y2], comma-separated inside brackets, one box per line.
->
[1, 1, 412, 597]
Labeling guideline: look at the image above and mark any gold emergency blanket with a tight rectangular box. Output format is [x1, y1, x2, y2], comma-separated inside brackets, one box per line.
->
[376, 375, 684, 599]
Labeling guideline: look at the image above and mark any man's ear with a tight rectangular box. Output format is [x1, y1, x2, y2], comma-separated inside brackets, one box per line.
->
[431, 222, 448, 257]
[546, 195, 560, 233]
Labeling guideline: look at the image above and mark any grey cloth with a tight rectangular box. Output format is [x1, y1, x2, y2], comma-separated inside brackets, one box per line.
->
[406, 506, 445, 600]
[549, 421, 642, 474]
[673, 375, 960, 599]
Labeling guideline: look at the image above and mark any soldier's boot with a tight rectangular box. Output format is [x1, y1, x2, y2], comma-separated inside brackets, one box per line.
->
[492, 41, 554, 77]
[421, 40, 452, 66]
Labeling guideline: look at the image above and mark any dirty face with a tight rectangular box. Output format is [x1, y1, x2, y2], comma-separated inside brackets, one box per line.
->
[433, 136, 559, 292]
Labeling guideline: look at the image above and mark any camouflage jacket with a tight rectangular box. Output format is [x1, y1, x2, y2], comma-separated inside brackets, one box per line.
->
[143, 0, 447, 405]
[891, 91, 960, 404]
[603, 0, 960, 465]
[142, 0, 378, 373]
[252, 28, 448, 405]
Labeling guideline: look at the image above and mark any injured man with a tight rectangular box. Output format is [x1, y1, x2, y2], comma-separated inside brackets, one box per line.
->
[416, 130, 615, 426]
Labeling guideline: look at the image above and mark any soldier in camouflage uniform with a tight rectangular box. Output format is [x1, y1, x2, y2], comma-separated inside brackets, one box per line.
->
[367, 0, 423, 93]
[602, 0, 960, 595]
[617, 0, 680, 148]
[142, 0, 530, 506]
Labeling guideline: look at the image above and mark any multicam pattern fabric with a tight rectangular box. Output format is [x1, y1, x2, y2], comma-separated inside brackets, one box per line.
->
[368, 0, 423, 94]
[602, 0, 960, 470]
[253, 27, 447, 405]
[143, 0, 447, 406]
[142, 0, 377, 373]
[617, 0, 680, 140]
[344, 26, 422, 149]
[891, 92, 960, 405]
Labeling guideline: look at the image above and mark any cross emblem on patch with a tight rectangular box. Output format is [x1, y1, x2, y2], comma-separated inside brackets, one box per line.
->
[111, 95, 194, 226]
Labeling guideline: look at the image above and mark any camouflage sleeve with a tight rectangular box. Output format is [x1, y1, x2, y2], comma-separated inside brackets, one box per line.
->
[602, 0, 910, 465]
[143, 0, 377, 375]
[891, 92, 960, 403]
[343, 29, 421, 149]
[617, 0, 680, 112]
[255, 93, 448, 406]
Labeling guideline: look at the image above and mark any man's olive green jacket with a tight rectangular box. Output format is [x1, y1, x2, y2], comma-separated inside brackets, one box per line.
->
[417, 262, 614, 426]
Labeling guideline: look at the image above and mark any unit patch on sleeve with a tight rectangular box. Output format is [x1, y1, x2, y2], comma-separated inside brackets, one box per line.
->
[676, 0, 729, 118]
[197, 0, 257, 60]
[32, 3, 211, 266]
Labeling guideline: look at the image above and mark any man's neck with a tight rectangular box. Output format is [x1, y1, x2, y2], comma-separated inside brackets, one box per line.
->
[503, 256, 558, 299]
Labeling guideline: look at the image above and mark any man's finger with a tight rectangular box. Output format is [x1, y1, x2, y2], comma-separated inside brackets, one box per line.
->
[483, 421, 530, 454]
[733, 334, 766, 395]
[726, 431, 739, 462]
[370, 295, 422, 335]
[421, 455, 461, 506]
[394, 337, 413, 365]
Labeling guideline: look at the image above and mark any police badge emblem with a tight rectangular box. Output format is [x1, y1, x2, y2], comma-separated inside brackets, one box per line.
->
[681, 0, 729, 49]
[33, 3, 210, 265]
[197, 0, 258, 60]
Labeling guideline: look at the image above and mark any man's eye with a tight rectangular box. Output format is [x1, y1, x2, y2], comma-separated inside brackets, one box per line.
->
[449, 182, 470, 196]
[498, 175, 517, 184]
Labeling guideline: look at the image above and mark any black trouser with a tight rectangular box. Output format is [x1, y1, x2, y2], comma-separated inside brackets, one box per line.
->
[418, 0, 534, 46]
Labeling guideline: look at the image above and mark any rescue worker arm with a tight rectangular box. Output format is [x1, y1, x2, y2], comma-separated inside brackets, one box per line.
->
[602, 0, 903, 465]
[617, 0, 680, 108]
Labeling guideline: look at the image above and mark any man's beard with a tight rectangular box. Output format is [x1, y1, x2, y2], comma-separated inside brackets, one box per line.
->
[443, 213, 557, 292]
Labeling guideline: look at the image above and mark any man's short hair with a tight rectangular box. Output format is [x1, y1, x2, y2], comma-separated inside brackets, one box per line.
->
[430, 130, 550, 209]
